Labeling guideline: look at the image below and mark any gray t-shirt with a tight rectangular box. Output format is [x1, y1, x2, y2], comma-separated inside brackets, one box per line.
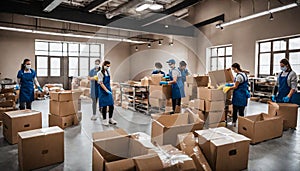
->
[170, 68, 181, 78]
[97, 70, 110, 83]
[235, 72, 247, 83]
[276, 70, 298, 90]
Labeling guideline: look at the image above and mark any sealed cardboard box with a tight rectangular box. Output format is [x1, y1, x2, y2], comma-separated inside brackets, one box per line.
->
[206, 122, 226, 129]
[50, 100, 79, 116]
[133, 154, 164, 171]
[50, 90, 81, 102]
[151, 112, 204, 146]
[149, 85, 172, 99]
[49, 114, 77, 129]
[3, 110, 42, 144]
[149, 98, 166, 108]
[204, 100, 225, 112]
[238, 113, 283, 144]
[268, 102, 298, 129]
[196, 127, 250, 171]
[150, 74, 163, 85]
[197, 87, 224, 101]
[0, 107, 16, 121]
[208, 69, 234, 87]
[205, 111, 226, 124]
[18, 126, 64, 171]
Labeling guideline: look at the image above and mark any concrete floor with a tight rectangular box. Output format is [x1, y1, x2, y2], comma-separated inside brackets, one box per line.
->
[0, 99, 299, 171]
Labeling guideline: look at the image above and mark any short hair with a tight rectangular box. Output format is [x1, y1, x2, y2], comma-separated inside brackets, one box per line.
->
[179, 61, 187, 67]
[95, 59, 101, 63]
[155, 62, 163, 69]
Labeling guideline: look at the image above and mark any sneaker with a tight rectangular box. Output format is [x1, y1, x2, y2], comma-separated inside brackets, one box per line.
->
[102, 119, 109, 126]
[91, 115, 97, 121]
[109, 118, 117, 125]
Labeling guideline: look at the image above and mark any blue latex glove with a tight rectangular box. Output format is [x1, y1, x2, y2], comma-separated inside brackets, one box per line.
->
[271, 95, 276, 102]
[160, 81, 168, 85]
[164, 76, 170, 79]
[106, 90, 112, 95]
[225, 83, 234, 87]
[37, 86, 43, 92]
[283, 96, 290, 103]
[15, 85, 20, 90]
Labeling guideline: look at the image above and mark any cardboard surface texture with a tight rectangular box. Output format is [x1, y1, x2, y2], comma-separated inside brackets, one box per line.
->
[205, 111, 226, 124]
[208, 69, 234, 87]
[186, 76, 209, 87]
[0, 100, 15, 107]
[238, 113, 283, 144]
[3, 110, 42, 144]
[149, 85, 172, 99]
[197, 87, 224, 101]
[0, 107, 16, 121]
[50, 90, 81, 102]
[50, 100, 79, 116]
[134, 154, 164, 171]
[150, 74, 163, 85]
[268, 102, 298, 129]
[49, 114, 78, 129]
[18, 126, 64, 171]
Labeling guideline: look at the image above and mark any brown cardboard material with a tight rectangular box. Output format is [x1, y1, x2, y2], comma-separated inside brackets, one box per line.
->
[3, 110, 42, 144]
[238, 113, 283, 144]
[208, 69, 234, 87]
[0, 100, 15, 107]
[188, 100, 195, 109]
[268, 102, 298, 129]
[92, 129, 128, 141]
[206, 122, 226, 128]
[151, 112, 204, 146]
[196, 127, 250, 171]
[193, 99, 201, 110]
[74, 112, 82, 125]
[197, 87, 224, 101]
[49, 114, 78, 129]
[133, 154, 164, 171]
[50, 100, 79, 116]
[149, 85, 172, 99]
[1, 88, 14, 94]
[149, 98, 166, 108]
[205, 111, 226, 124]
[174, 106, 181, 113]
[18, 126, 64, 171]
[49, 90, 81, 102]
[186, 76, 209, 87]
[204, 100, 225, 112]
[184, 108, 206, 122]
[150, 74, 163, 85]
[0, 107, 16, 121]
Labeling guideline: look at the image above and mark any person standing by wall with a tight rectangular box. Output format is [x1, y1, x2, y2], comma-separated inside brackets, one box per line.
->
[88, 59, 101, 120]
[17, 59, 43, 110]
[178, 61, 190, 83]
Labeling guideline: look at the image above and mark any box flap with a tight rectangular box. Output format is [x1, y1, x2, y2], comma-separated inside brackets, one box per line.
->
[155, 113, 189, 127]
[134, 153, 164, 171]
[177, 133, 196, 156]
[208, 68, 234, 87]
[5, 109, 41, 118]
[92, 129, 128, 141]
[105, 158, 135, 171]
[18, 126, 63, 139]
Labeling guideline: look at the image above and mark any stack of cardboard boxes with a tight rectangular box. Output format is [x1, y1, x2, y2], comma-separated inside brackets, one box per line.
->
[184, 75, 209, 106]
[0, 88, 18, 125]
[49, 91, 82, 129]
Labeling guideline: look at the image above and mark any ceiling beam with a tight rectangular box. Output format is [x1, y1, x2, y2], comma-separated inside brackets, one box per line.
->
[193, 14, 224, 28]
[43, 0, 65, 12]
[83, 0, 109, 12]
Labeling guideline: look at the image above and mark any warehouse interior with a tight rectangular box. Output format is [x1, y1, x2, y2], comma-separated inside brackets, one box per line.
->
[0, 0, 299, 171]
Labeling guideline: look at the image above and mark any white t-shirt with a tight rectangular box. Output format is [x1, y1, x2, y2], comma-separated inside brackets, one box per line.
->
[170, 68, 181, 77]
[97, 70, 110, 83]
[235, 72, 247, 83]
[276, 70, 298, 89]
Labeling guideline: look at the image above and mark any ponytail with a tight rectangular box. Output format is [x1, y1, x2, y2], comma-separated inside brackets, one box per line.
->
[101, 60, 110, 76]
[280, 58, 292, 71]
[21, 59, 30, 70]
[231, 63, 243, 72]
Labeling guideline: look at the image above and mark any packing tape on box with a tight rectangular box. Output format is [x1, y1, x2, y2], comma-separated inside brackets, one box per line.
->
[206, 128, 237, 143]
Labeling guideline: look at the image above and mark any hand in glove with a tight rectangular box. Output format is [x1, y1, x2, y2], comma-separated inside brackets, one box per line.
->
[217, 84, 225, 90]
[93, 76, 98, 81]
[106, 90, 112, 95]
[223, 86, 231, 93]
[225, 83, 234, 87]
[37, 86, 43, 92]
[164, 76, 170, 79]
[283, 96, 290, 103]
[160, 81, 168, 85]
[271, 95, 276, 102]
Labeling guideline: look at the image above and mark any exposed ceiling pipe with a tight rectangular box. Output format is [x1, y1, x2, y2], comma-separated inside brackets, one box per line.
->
[106, 0, 149, 19]
[88, 0, 115, 13]
[43, 0, 65, 12]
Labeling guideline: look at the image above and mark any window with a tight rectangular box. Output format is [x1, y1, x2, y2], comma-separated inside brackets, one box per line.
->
[36, 56, 48, 76]
[257, 36, 300, 77]
[50, 58, 61, 76]
[209, 45, 232, 71]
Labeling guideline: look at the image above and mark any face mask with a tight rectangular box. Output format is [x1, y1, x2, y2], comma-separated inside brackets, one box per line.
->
[169, 64, 174, 68]
[95, 64, 100, 69]
[25, 65, 31, 69]
[104, 66, 109, 70]
[281, 66, 287, 72]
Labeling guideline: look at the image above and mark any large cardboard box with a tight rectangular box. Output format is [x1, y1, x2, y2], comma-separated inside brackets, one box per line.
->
[268, 102, 298, 129]
[50, 90, 81, 102]
[206, 122, 226, 129]
[196, 127, 250, 171]
[208, 69, 234, 87]
[150, 74, 163, 85]
[149, 98, 166, 108]
[0, 107, 16, 121]
[50, 100, 79, 116]
[205, 111, 226, 124]
[238, 113, 283, 144]
[49, 114, 78, 129]
[149, 85, 172, 99]
[92, 129, 149, 171]
[133, 154, 164, 171]
[3, 110, 42, 144]
[1, 88, 14, 94]
[18, 126, 64, 171]
[186, 76, 209, 87]
[197, 87, 224, 101]
[151, 112, 204, 146]
[184, 108, 206, 121]
[0, 100, 15, 108]
[204, 100, 225, 112]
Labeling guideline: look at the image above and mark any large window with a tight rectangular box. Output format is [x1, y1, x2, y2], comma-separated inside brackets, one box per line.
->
[258, 36, 300, 77]
[35, 40, 103, 77]
[209, 45, 232, 71]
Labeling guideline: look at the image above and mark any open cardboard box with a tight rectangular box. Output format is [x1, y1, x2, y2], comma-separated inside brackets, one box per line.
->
[208, 68, 234, 88]
[151, 112, 204, 146]
[197, 87, 224, 101]
[150, 74, 164, 85]
[186, 76, 209, 87]
[149, 85, 172, 99]
[238, 113, 283, 144]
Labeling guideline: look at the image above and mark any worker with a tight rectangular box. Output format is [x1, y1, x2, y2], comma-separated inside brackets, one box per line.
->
[152, 62, 165, 76]
[226, 63, 250, 127]
[272, 58, 298, 103]
[97, 60, 117, 126]
[17, 59, 43, 110]
[178, 61, 190, 82]
[88, 59, 101, 121]
[166, 59, 185, 113]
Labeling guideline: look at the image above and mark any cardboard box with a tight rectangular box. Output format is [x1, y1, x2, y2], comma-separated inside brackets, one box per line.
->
[49, 114, 78, 129]
[204, 100, 225, 112]
[238, 113, 283, 144]
[196, 127, 250, 171]
[149, 98, 166, 108]
[205, 111, 226, 124]
[182, 95, 190, 105]
[140, 77, 150, 86]
[0, 107, 16, 121]
[206, 122, 226, 129]
[92, 129, 149, 171]
[186, 76, 209, 87]
[151, 112, 204, 146]
[1, 88, 14, 93]
[50, 100, 79, 116]
[150, 74, 163, 85]
[149, 85, 172, 99]
[208, 68, 234, 87]
[0, 100, 15, 107]
[3, 110, 42, 144]
[197, 87, 224, 101]
[18, 126, 64, 171]
[133, 154, 164, 171]
[185, 108, 206, 121]
[50, 90, 81, 102]
[268, 102, 298, 129]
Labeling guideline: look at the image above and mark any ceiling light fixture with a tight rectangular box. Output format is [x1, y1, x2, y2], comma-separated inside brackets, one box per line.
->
[269, 13, 274, 20]
[135, 46, 139, 51]
[216, 3, 298, 29]
[169, 42, 173, 46]
[148, 43, 151, 48]
[158, 40, 162, 46]
[149, 3, 163, 11]
[136, 4, 151, 12]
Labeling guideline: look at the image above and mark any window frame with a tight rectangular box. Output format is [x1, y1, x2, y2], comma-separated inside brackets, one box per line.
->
[209, 45, 233, 71]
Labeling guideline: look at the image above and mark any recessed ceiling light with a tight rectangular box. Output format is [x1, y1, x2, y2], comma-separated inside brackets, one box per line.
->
[136, 4, 151, 12]
[149, 4, 163, 11]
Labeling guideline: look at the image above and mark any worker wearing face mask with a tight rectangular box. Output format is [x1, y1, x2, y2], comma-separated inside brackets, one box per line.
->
[272, 58, 298, 103]
[152, 62, 165, 77]
[97, 60, 117, 126]
[17, 59, 43, 110]
[88, 59, 101, 120]
[164, 59, 185, 113]
[178, 61, 190, 83]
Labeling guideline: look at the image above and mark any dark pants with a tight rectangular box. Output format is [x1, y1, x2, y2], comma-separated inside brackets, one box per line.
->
[233, 105, 245, 123]
[19, 102, 32, 110]
[101, 105, 114, 119]
[172, 98, 181, 112]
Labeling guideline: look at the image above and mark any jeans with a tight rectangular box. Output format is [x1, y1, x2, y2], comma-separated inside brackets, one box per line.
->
[101, 105, 114, 119]
[233, 105, 245, 123]
[92, 98, 98, 115]
[19, 102, 32, 110]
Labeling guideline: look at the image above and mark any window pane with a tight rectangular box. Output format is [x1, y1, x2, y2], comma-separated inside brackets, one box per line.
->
[35, 42, 48, 51]
[260, 42, 271, 52]
[226, 57, 232, 68]
[50, 42, 62, 51]
[80, 69, 89, 77]
[51, 58, 60, 76]
[49, 51, 63, 56]
[226, 47, 232, 56]
[273, 40, 286, 51]
[218, 48, 225, 56]
[289, 37, 300, 50]
[90, 58, 100, 69]
[37, 69, 48, 77]
[211, 58, 217, 71]
[289, 52, 300, 74]
[36, 51, 48, 56]
[37, 56, 48, 76]
[273, 53, 285, 74]
[63, 43, 68, 56]
[218, 57, 225, 69]
[90, 45, 100, 53]
[80, 58, 89, 76]
[69, 69, 78, 77]
[69, 43, 79, 56]
[211, 48, 217, 56]
[69, 57, 78, 76]
[259, 53, 271, 75]
[80, 44, 89, 56]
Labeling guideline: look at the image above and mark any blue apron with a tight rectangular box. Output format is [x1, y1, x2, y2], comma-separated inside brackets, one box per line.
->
[99, 71, 114, 107]
[232, 73, 249, 107]
[178, 68, 188, 82]
[169, 68, 185, 99]
[17, 69, 35, 103]
[276, 71, 291, 103]
[152, 70, 165, 77]
[89, 68, 100, 99]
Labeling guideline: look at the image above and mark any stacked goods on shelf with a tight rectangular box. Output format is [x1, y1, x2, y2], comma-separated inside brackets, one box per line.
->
[18, 126, 64, 171]
[0, 88, 18, 126]
[49, 91, 82, 129]
[3, 110, 42, 144]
